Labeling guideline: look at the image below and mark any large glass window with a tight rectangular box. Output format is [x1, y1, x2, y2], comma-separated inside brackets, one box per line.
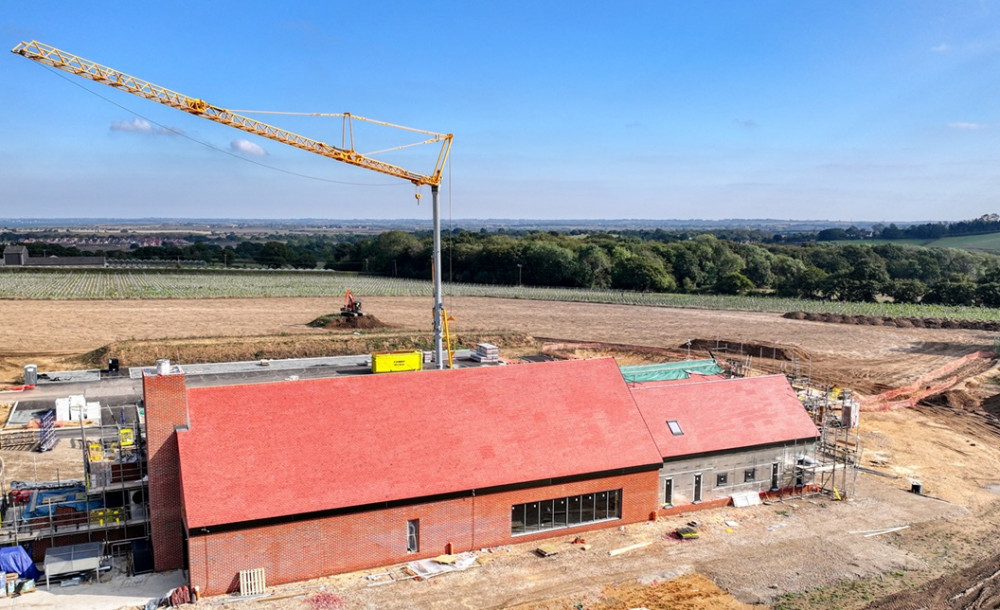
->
[511, 489, 622, 536]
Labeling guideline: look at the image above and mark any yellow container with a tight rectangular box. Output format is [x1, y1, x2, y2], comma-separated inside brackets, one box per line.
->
[371, 351, 423, 374]
[90, 507, 125, 526]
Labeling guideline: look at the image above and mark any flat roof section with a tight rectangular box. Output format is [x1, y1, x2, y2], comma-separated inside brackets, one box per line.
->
[129, 350, 480, 379]
[36, 370, 102, 385]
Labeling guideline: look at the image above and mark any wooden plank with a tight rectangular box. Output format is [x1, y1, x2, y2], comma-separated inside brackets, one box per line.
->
[608, 541, 652, 556]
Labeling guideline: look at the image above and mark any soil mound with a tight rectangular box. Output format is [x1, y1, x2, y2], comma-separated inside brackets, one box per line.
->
[981, 393, 1000, 418]
[783, 311, 1000, 331]
[686, 338, 809, 362]
[919, 388, 980, 411]
[864, 551, 1000, 609]
[308, 314, 389, 330]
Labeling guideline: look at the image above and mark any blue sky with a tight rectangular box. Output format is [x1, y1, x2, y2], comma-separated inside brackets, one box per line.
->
[3, 2, 1000, 221]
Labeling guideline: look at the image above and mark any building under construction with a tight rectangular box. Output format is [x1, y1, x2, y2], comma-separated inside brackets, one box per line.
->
[0, 348, 856, 595]
[136, 355, 822, 595]
[0, 403, 151, 577]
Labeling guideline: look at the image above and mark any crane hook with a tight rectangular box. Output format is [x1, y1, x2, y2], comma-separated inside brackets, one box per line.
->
[414, 190, 422, 205]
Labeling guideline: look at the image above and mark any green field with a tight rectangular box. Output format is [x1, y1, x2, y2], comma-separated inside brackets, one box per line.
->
[832, 233, 1000, 252]
[926, 233, 1000, 252]
[1, 268, 999, 322]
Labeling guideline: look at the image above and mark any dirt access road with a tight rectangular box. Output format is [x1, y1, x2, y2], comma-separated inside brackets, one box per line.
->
[3, 296, 1000, 609]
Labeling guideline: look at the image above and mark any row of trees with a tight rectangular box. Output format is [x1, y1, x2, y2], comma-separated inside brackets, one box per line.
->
[328, 231, 1000, 306]
[813, 213, 1000, 243]
[13, 229, 1000, 306]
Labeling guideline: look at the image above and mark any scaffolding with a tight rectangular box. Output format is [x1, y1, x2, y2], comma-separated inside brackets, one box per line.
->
[0, 404, 150, 560]
[795, 384, 862, 500]
[713, 338, 861, 501]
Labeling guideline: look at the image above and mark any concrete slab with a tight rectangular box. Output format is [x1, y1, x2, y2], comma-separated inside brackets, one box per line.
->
[127, 354, 372, 379]
[3, 569, 184, 610]
[125, 351, 477, 379]
[35, 371, 101, 385]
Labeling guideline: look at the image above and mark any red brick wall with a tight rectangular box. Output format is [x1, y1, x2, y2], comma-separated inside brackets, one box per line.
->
[188, 470, 658, 595]
[143, 372, 189, 572]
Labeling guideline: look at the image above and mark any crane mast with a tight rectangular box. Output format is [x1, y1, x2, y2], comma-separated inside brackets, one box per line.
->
[12, 40, 453, 369]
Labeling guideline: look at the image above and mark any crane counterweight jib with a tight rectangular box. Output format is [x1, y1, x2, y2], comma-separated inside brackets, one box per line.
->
[11, 40, 452, 187]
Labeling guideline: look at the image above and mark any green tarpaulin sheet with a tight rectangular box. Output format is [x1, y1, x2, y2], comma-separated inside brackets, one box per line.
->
[619, 359, 722, 383]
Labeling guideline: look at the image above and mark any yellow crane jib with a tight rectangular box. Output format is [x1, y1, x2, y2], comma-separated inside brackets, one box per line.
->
[10, 40, 452, 187]
[12, 39, 454, 369]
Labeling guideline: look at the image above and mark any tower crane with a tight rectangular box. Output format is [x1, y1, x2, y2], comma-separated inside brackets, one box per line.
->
[12, 40, 453, 369]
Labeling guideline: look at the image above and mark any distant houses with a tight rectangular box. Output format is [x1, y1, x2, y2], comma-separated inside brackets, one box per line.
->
[1, 244, 106, 267]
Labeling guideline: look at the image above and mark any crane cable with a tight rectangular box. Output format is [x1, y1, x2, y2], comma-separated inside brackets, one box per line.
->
[448, 155, 454, 284]
[37, 64, 406, 188]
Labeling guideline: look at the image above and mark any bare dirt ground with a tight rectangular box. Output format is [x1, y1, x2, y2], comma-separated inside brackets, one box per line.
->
[0, 296, 995, 391]
[2, 296, 1000, 609]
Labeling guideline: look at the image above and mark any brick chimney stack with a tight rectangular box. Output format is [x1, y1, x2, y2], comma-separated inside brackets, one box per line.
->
[143, 361, 189, 572]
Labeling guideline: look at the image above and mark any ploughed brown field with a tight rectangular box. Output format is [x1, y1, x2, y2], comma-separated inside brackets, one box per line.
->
[4, 295, 1000, 609]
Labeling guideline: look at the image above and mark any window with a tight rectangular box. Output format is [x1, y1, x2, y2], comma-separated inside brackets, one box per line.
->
[744, 468, 756, 482]
[511, 489, 622, 536]
[524, 502, 540, 532]
[406, 519, 419, 553]
[568, 495, 582, 525]
[716, 473, 728, 487]
[553, 498, 567, 528]
[666, 420, 684, 436]
[595, 491, 609, 520]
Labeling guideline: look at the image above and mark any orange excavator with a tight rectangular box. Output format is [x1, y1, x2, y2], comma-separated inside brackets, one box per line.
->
[341, 290, 363, 318]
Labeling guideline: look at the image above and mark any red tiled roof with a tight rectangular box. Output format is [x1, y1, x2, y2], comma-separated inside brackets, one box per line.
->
[629, 375, 819, 459]
[176, 358, 663, 528]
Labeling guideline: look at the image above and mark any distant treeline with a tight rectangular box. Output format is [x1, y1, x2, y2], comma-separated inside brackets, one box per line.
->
[814, 213, 1000, 242]
[10, 226, 1000, 307]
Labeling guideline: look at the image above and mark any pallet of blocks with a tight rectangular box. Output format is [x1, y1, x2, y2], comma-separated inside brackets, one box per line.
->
[470, 343, 500, 363]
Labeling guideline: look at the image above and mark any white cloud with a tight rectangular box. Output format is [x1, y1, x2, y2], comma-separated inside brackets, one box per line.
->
[949, 122, 989, 130]
[111, 117, 153, 132]
[231, 139, 267, 156]
[931, 43, 950, 52]
[110, 117, 179, 135]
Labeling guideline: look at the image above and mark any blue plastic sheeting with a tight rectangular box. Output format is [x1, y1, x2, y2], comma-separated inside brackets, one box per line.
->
[0, 546, 41, 580]
[619, 359, 723, 383]
[20, 484, 101, 521]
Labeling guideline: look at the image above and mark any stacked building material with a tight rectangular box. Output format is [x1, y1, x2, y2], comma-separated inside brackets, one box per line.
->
[470, 343, 499, 363]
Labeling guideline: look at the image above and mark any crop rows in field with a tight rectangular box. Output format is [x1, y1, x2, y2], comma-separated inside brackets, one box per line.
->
[1, 269, 999, 321]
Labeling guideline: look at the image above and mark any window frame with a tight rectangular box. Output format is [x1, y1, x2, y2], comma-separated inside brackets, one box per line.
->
[511, 488, 622, 536]
[406, 519, 420, 554]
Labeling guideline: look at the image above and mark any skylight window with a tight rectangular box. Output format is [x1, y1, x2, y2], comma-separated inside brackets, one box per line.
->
[666, 420, 684, 436]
